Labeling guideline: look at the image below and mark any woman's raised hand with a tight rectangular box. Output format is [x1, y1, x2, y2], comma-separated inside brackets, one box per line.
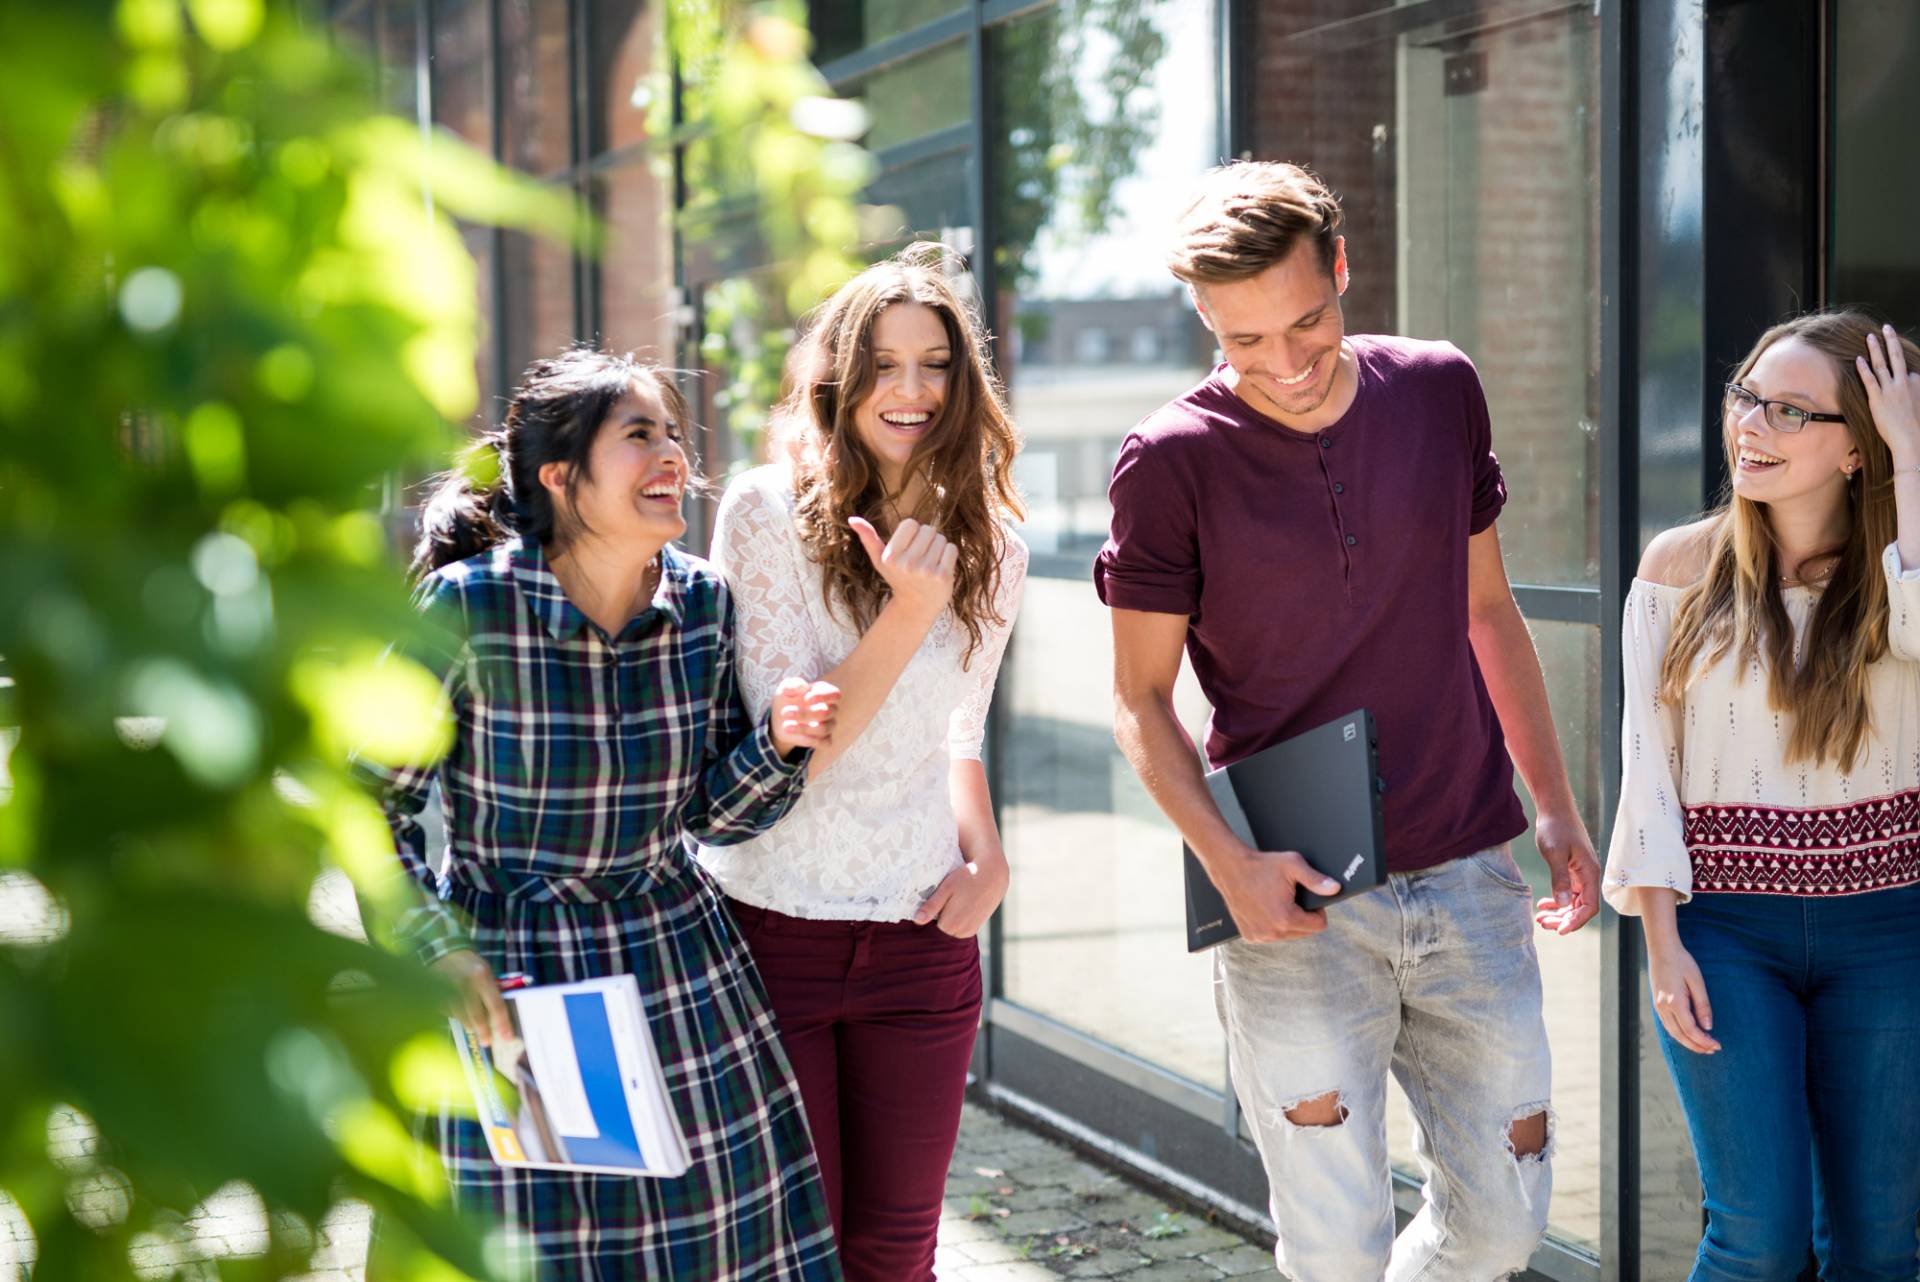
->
[770, 677, 841, 759]
[850, 516, 958, 620]
[1861, 323, 1920, 464]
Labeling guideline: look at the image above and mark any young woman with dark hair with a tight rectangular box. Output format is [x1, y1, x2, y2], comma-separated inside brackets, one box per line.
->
[363, 347, 845, 1280]
[695, 246, 1027, 1281]
[1605, 311, 1920, 1279]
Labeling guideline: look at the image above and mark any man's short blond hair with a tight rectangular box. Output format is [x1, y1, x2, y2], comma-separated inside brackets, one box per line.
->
[1167, 161, 1343, 286]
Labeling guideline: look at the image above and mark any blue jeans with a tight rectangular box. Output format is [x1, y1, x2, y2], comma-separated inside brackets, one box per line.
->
[1218, 847, 1553, 1282]
[1657, 884, 1920, 1281]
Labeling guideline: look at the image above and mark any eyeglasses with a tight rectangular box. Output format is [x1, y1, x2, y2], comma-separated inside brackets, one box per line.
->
[1724, 383, 1847, 434]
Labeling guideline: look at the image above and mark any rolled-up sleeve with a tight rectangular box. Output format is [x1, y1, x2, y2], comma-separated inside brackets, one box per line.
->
[1456, 352, 1507, 535]
[1092, 431, 1201, 616]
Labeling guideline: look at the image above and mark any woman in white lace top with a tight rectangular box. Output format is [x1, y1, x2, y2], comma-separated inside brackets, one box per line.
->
[697, 245, 1027, 1282]
[1603, 310, 1920, 1279]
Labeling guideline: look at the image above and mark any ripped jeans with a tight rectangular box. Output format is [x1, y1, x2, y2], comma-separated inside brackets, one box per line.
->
[1216, 845, 1553, 1282]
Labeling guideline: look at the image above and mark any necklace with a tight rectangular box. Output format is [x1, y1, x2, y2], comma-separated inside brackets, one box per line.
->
[1779, 555, 1837, 588]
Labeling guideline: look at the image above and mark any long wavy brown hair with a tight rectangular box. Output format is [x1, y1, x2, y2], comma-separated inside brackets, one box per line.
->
[775, 244, 1024, 664]
[1660, 309, 1918, 768]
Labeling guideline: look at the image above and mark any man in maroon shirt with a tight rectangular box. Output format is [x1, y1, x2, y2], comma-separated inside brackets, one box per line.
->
[1096, 161, 1600, 1281]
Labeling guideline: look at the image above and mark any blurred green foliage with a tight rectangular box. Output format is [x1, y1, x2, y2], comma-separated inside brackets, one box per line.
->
[0, 0, 869, 1278]
[671, 0, 874, 461]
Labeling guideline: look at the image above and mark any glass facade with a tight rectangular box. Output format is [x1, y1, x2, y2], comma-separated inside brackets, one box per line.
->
[990, 0, 1227, 1094]
[338, 2, 1914, 1275]
[1244, 1, 1604, 1253]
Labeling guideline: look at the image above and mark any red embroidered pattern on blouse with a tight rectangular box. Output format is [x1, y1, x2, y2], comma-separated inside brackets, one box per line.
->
[1684, 790, 1920, 896]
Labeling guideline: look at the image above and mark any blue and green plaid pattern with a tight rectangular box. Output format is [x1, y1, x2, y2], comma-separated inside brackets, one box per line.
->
[365, 538, 840, 1280]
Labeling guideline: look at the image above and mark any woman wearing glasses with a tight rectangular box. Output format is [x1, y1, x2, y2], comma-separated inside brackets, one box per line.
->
[1604, 309, 1920, 1279]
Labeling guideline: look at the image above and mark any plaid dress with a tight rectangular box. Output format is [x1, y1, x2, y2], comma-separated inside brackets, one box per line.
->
[365, 538, 841, 1281]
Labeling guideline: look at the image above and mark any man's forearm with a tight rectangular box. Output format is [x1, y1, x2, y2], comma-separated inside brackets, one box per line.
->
[1114, 692, 1244, 868]
[1469, 601, 1578, 814]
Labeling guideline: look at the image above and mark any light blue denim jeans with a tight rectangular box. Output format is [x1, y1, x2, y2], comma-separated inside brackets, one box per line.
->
[1215, 845, 1554, 1282]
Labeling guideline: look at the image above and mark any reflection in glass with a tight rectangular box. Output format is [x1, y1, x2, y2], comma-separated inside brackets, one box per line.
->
[991, 0, 1226, 1090]
[589, 0, 660, 157]
[595, 164, 675, 363]
[1250, 3, 1600, 588]
[500, 0, 572, 177]
[1247, 2, 1602, 1253]
[1832, 1, 1920, 324]
[810, 0, 964, 64]
[500, 225, 578, 381]
[431, 0, 490, 149]
[853, 41, 970, 153]
[377, 0, 419, 119]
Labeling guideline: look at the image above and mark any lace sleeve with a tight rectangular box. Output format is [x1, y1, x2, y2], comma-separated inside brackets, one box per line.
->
[712, 472, 826, 720]
[1602, 580, 1692, 914]
[949, 532, 1029, 760]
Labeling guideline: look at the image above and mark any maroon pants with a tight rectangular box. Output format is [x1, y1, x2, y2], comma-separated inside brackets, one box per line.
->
[729, 899, 983, 1282]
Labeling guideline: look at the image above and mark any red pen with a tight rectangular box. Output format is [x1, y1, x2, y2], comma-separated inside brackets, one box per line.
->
[497, 972, 534, 992]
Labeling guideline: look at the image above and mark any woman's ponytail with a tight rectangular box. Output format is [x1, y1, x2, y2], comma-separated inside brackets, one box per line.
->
[410, 438, 516, 579]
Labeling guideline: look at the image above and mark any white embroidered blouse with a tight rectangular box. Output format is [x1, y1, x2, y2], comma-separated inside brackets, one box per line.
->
[696, 465, 1028, 921]
[1604, 543, 1920, 913]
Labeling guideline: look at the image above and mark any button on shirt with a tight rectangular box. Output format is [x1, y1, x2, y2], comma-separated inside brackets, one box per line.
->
[1093, 334, 1527, 872]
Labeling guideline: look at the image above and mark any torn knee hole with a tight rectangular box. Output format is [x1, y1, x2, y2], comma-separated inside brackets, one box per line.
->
[1505, 1108, 1550, 1160]
[1281, 1090, 1348, 1129]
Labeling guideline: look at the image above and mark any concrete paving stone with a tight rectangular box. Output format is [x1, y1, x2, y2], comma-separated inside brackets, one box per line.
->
[1001, 1184, 1082, 1211]
[1006, 1157, 1106, 1188]
[952, 1238, 1033, 1265]
[1198, 1244, 1277, 1276]
[946, 1170, 1013, 1196]
[1124, 1258, 1228, 1281]
[997, 1208, 1094, 1238]
[937, 1212, 1002, 1245]
[944, 1261, 1059, 1281]
[1078, 1190, 1178, 1227]
[1063, 1250, 1152, 1277]
[1133, 1225, 1245, 1260]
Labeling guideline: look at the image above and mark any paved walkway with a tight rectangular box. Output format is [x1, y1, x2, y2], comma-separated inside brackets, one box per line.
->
[9, 1102, 1279, 1281]
[0, 871, 1277, 1280]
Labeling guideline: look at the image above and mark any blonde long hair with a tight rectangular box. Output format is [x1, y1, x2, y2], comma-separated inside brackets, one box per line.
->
[775, 244, 1023, 664]
[1660, 309, 1919, 768]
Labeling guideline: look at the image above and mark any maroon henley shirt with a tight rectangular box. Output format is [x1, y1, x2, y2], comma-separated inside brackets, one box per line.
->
[1094, 333, 1529, 873]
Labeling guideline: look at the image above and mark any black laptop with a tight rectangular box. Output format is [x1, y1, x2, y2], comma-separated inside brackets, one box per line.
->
[1182, 709, 1387, 951]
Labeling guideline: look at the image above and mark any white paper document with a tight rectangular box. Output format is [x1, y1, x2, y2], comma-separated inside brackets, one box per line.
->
[450, 972, 690, 1178]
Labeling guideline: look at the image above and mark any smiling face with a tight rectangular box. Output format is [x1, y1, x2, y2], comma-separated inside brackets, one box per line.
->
[1192, 236, 1350, 428]
[852, 302, 951, 490]
[1728, 337, 1860, 508]
[542, 377, 689, 548]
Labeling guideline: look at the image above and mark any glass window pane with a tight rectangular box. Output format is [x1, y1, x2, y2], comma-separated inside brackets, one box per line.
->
[991, 0, 1225, 1091]
[867, 146, 972, 243]
[500, 219, 578, 380]
[1832, 1, 1920, 323]
[377, 0, 420, 120]
[431, 0, 491, 150]
[811, 0, 964, 64]
[500, 0, 572, 176]
[466, 224, 498, 427]
[595, 162, 676, 362]
[854, 40, 970, 153]
[1250, 6, 1603, 1250]
[588, 0, 660, 157]
[1250, 3, 1601, 588]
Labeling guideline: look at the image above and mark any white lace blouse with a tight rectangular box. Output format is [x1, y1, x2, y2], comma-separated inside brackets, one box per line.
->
[695, 465, 1028, 921]
[1604, 543, 1920, 913]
